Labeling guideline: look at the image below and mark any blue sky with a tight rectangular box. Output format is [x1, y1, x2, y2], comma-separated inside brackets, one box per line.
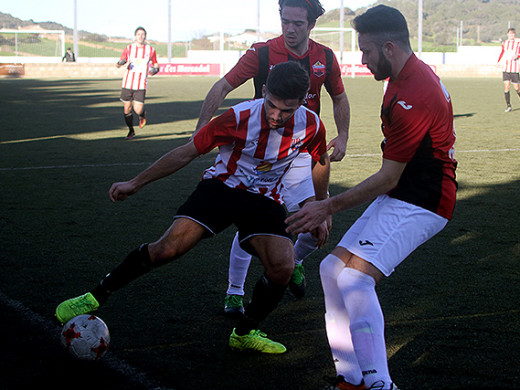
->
[2, 0, 376, 41]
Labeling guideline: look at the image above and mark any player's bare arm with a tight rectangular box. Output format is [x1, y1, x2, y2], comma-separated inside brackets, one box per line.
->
[109, 141, 200, 202]
[286, 158, 406, 235]
[309, 152, 331, 247]
[193, 78, 235, 137]
[327, 91, 350, 162]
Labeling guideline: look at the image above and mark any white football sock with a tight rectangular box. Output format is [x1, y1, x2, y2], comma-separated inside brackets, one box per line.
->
[337, 267, 392, 389]
[294, 232, 318, 265]
[226, 232, 252, 296]
[320, 254, 363, 386]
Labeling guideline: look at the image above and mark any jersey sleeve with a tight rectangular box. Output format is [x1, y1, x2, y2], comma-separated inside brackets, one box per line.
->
[149, 47, 158, 65]
[120, 46, 130, 61]
[305, 118, 328, 162]
[192, 108, 238, 155]
[324, 50, 345, 97]
[224, 45, 261, 88]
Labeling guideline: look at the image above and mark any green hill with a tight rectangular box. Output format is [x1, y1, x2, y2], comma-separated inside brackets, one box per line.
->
[318, 0, 520, 51]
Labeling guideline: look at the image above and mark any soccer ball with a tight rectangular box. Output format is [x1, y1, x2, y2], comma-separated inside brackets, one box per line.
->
[60, 314, 110, 360]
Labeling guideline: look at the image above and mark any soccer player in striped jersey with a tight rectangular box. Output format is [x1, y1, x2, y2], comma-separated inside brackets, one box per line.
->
[194, 0, 350, 316]
[55, 61, 331, 354]
[117, 26, 159, 139]
[287, 6, 457, 389]
[497, 28, 520, 112]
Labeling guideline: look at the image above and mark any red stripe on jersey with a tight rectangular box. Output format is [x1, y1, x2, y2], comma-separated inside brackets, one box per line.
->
[219, 109, 249, 181]
[254, 109, 270, 159]
[278, 116, 294, 159]
[304, 110, 318, 145]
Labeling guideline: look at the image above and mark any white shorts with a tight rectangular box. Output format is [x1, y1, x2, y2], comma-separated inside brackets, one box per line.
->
[338, 195, 448, 277]
[282, 152, 314, 212]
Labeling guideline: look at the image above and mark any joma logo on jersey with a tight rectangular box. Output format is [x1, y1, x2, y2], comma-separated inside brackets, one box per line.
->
[312, 60, 326, 77]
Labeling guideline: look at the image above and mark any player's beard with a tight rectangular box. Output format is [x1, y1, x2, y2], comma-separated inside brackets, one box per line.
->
[372, 47, 392, 81]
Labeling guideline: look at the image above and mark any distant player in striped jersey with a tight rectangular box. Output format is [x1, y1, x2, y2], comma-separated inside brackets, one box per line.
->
[497, 28, 520, 112]
[194, 0, 350, 315]
[117, 26, 159, 139]
[55, 62, 331, 354]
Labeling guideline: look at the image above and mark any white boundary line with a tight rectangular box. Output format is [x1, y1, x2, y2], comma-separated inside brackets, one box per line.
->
[1, 148, 519, 172]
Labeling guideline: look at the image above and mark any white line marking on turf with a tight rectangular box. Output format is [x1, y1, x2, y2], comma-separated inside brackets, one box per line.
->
[0, 291, 174, 390]
[1, 148, 519, 172]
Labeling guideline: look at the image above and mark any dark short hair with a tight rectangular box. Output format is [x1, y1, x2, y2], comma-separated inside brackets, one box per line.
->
[266, 61, 310, 101]
[507, 28, 516, 33]
[134, 26, 147, 36]
[352, 5, 411, 50]
[279, 0, 325, 24]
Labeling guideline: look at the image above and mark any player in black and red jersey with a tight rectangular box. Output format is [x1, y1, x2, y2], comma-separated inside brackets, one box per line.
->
[194, 0, 350, 316]
[286, 5, 457, 390]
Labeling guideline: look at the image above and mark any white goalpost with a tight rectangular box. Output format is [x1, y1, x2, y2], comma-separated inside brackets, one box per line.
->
[0, 29, 66, 59]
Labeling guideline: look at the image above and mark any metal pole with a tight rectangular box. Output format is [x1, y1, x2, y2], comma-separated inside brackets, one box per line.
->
[168, 0, 172, 61]
[339, 0, 344, 64]
[257, 0, 261, 42]
[417, 0, 423, 59]
[73, 0, 78, 58]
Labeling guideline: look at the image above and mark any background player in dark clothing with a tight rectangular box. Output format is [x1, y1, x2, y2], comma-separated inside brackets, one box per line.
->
[194, 0, 350, 315]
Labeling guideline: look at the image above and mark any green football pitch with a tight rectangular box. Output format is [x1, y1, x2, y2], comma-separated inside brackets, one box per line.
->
[1, 75, 519, 390]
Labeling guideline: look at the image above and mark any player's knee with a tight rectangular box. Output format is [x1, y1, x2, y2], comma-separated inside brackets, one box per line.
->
[320, 254, 346, 280]
[265, 260, 293, 285]
[148, 241, 182, 265]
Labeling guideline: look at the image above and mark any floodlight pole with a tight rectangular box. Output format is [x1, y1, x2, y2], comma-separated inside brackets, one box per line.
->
[418, 0, 423, 59]
[339, 0, 344, 64]
[73, 0, 78, 58]
[257, 0, 261, 42]
[168, 0, 172, 61]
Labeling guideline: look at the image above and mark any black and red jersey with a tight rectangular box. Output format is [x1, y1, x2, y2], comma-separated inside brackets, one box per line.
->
[224, 35, 345, 114]
[381, 54, 457, 220]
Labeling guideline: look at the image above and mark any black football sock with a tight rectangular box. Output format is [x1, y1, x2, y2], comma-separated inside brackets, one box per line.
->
[235, 274, 287, 336]
[124, 113, 134, 131]
[91, 244, 153, 305]
[139, 110, 146, 120]
[505, 91, 511, 106]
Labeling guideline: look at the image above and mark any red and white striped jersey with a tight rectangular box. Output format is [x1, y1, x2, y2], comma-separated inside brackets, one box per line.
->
[498, 38, 520, 73]
[192, 98, 327, 204]
[119, 44, 158, 90]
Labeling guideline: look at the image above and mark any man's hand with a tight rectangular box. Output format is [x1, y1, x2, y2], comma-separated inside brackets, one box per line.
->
[327, 136, 347, 162]
[311, 220, 330, 248]
[109, 181, 138, 202]
[117, 59, 127, 67]
[149, 66, 160, 75]
[285, 199, 331, 236]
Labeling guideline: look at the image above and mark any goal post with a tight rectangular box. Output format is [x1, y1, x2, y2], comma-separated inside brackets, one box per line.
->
[0, 29, 66, 58]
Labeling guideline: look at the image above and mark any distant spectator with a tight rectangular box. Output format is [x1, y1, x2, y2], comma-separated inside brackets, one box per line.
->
[62, 48, 75, 62]
[497, 28, 520, 112]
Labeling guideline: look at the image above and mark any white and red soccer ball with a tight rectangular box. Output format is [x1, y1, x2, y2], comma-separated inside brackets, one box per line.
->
[60, 314, 110, 360]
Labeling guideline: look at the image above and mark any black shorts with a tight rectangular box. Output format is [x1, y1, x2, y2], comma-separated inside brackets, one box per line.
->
[175, 179, 291, 249]
[120, 88, 146, 103]
[503, 72, 520, 83]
